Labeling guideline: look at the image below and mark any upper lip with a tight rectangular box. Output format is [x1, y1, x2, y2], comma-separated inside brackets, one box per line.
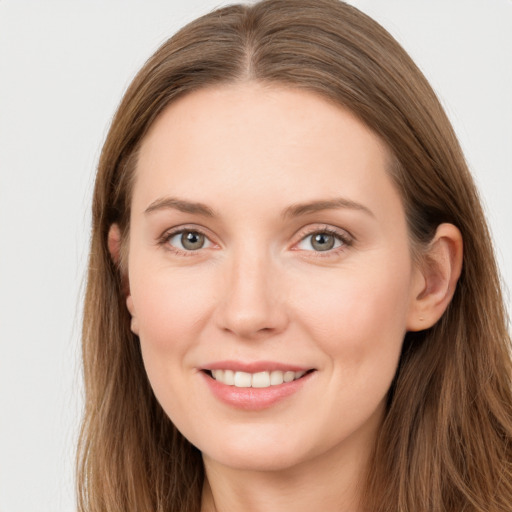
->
[202, 360, 314, 373]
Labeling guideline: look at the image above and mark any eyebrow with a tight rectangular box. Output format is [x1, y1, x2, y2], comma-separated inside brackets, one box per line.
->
[144, 196, 374, 219]
[144, 197, 215, 217]
[283, 198, 374, 219]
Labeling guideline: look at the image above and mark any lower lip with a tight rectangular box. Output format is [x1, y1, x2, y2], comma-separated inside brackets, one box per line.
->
[201, 371, 314, 411]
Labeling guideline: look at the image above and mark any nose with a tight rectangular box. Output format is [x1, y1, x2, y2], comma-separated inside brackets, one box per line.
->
[214, 249, 289, 340]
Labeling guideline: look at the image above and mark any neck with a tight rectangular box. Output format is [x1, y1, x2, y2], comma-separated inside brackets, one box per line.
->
[200, 429, 374, 512]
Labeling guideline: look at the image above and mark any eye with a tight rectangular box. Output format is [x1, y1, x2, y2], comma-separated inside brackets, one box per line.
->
[296, 230, 348, 252]
[166, 230, 213, 251]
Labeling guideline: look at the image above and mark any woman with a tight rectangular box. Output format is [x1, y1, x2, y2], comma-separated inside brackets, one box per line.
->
[77, 0, 512, 510]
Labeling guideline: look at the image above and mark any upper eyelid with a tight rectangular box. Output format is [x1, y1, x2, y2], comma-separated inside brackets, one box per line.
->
[292, 224, 354, 243]
[160, 224, 215, 240]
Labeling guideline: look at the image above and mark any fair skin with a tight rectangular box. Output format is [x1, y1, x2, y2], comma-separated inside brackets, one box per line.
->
[109, 83, 462, 512]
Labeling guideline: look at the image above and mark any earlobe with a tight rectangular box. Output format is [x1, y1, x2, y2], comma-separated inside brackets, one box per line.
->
[126, 295, 139, 335]
[407, 223, 463, 332]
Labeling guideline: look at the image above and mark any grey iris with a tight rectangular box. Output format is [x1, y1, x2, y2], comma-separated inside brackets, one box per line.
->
[311, 233, 335, 251]
[182, 231, 205, 250]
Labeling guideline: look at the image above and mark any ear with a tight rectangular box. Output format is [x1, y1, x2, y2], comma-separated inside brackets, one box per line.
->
[108, 223, 122, 264]
[407, 223, 463, 331]
[126, 295, 139, 335]
[108, 224, 139, 335]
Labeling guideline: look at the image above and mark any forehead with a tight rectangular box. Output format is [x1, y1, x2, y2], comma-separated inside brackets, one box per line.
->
[133, 82, 401, 223]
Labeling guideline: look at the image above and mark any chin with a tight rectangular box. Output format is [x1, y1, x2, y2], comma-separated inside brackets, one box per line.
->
[203, 443, 309, 473]
[196, 423, 334, 474]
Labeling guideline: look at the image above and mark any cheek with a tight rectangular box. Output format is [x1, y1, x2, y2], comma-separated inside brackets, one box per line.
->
[284, 262, 412, 443]
[128, 264, 219, 411]
[129, 266, 219, 426]
[291, 259, 412, 367]
[130, 267, 214, 349]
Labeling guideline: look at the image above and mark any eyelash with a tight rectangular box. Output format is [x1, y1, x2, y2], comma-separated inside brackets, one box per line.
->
[158, 227, 214, 257]
[293, 226, 353, 258]
[158, 225, 353, 257]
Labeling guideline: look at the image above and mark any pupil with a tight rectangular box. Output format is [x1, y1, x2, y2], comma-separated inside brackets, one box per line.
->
[312, 233, 334, 251]
[182, 231, 204, 250]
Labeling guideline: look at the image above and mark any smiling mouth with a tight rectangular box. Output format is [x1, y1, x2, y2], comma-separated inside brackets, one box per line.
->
[204, 369, 315, 388]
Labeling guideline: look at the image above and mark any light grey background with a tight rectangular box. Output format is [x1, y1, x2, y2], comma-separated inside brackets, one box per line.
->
[0, 1, 510, 511]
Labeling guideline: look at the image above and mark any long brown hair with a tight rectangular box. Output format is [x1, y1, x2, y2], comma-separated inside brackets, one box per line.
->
[77, 1, 512, 510]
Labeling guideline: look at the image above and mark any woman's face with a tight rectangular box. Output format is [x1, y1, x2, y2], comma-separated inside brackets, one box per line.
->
[124, 83, 424, 472]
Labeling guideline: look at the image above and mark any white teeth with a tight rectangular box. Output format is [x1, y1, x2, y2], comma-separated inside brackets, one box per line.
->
[211, 369, 224, 381]
[210, 369, 308, 388]
[224, 369, 235, 385]
[283, 371, 295, 383]
[234, 371, 252, 388]
[252, 371, 271, 388]
[270, 370, 284, 385]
